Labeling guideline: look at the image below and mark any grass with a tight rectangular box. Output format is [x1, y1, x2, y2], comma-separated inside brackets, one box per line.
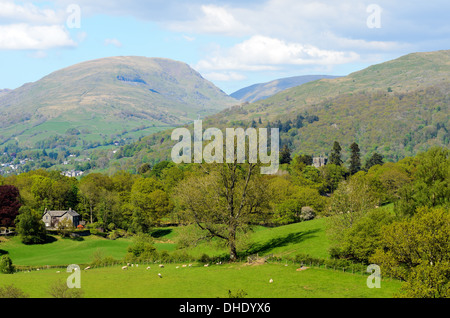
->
[0, 263, 402, 298]
[1, 218, 330, 266]
[0, 218, 403, 298]
[0, 235, 132, 266]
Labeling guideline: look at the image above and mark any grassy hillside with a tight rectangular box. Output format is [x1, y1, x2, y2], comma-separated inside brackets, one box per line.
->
[0, 218, 328, 266]
[0, 56, 237, 150]
[0, 218, 402, 298]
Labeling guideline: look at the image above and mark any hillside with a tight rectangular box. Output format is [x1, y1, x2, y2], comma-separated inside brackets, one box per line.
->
[104, 50, 449, 169]
[0, 56, 237, 150]
[230, 75, 340, 103]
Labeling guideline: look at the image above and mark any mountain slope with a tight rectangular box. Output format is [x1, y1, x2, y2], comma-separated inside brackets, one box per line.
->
[230, 75, 340, 103]
[104, 50, 449, 170]
[0, 56, 237, 149]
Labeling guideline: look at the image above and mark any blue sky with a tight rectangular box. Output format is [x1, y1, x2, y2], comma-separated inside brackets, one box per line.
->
[0, 0, 449, 94]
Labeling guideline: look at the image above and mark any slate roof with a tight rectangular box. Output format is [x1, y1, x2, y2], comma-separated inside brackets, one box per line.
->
[44, 209, 79, 217]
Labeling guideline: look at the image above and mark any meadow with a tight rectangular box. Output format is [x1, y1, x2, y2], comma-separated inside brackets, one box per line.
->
[0, 218, 403, 298]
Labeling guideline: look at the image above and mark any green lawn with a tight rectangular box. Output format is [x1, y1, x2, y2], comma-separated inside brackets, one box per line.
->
[0, 235, 132, 266]
[0, 263, 402, 298]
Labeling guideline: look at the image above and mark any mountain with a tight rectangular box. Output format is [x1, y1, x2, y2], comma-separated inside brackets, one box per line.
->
[106, 50, 449, 170]
[0, 56, 237, 150]
[230, 75, 340, 103]
[0, 89, 11, 97]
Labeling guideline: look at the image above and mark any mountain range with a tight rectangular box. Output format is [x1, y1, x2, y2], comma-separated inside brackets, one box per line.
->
[230, 75, 340, 103]
[0, 50, 449, 175]
[106, 49, 449, 172]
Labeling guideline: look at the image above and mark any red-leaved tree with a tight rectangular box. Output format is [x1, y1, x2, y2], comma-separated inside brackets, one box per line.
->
[0, 185, 22, 228]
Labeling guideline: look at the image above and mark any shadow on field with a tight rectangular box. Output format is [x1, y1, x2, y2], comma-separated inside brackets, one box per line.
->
[151, 228, 172, 238]
[245, 229, 320, 256]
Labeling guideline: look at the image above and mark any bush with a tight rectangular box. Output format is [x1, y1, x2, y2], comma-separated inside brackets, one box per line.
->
[0, 255, 15, 274]
[0, 284, 28, 298]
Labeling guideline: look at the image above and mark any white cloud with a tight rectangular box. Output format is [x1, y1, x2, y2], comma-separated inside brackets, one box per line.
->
[0, 1, 64, 24]
[0, 24, 76, 50]
[104, 38, 123, 48]
[0, 1, 76, 50]
[196, 35, 360, 72]
[168, 4, 251, 36]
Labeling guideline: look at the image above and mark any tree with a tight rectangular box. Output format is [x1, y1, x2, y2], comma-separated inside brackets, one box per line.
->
[394, 147, 449, 217]
[326, 172, 378, 254]
[15, 206, 47, 244]
[0, 185, 21, 228]
[0, 255, 15, 274]
[129, 177, 173, 232]
[279, 144, 292, 164]
[370, 206, 450, 298]
[364, 152, 383, 171]
[319, 164, 347, 193]
[329, 141, 343, 166]
[348, 142, 361, 175]
[175, 162, 270, 261]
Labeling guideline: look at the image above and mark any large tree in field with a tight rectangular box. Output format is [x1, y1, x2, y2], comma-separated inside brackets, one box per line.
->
[0, 185, 21, 227]
[175, 162, 270, 261]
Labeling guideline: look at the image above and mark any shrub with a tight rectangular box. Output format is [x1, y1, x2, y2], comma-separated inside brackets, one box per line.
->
[0, 255, 15, 274]
[0, 284, 29, 298]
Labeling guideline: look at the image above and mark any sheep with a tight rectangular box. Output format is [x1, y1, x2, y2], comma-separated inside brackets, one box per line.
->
[159, 264, 164, 268]
[188, 264, 192, 267]
[146, 266, 151, 270]
[84, 266, 91, 270]
[269, 279, 273, 283]
[122, 265, 128, 270]
[182, 264, 187, 268]
[204, 264, 209, 267]
[158, 273, 162, 278]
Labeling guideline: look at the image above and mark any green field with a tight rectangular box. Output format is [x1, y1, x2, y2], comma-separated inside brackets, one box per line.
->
[0, 263, 401, 298]
[0, 218, 403, 298]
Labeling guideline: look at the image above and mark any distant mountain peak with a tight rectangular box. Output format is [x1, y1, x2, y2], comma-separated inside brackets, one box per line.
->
[231, 75, 341, 103]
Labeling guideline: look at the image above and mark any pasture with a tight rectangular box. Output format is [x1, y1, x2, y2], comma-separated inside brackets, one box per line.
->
[0, 262, 401, 298]
[0, 217, 403, 298]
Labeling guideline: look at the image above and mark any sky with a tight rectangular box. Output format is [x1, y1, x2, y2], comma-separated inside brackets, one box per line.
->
[0, 0, 449, 94]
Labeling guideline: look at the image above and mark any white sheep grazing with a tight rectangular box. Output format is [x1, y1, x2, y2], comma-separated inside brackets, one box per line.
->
[269, 279, 273, 283]
[158, 273, 162, 278]
[122, 266, 128, 270]
[146, 266, 151, 270]
[56, 271, 60, 273]
[204, 264, 209, 267]
[182, 264, 187, 268]
[159, 264, 164, 268]
[188, 264, 192, 267]
[84, 266, 91, 270]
